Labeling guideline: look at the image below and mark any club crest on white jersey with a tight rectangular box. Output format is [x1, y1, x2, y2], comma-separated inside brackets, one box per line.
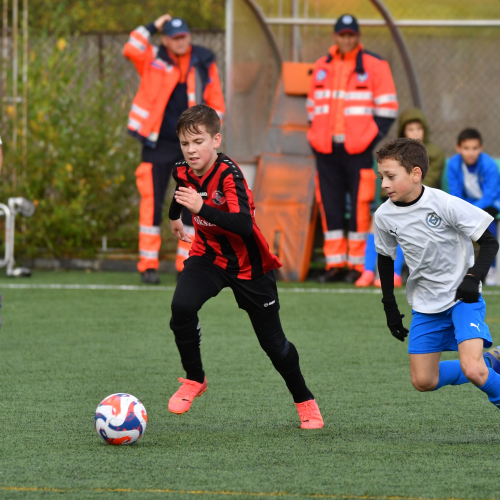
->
[426, 212, 442, 228]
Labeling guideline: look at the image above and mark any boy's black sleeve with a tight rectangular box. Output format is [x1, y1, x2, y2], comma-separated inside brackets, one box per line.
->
[378, 254, 409, 342]
[169, 186, 183, 220]
[197, 204, 253, 236]
[469, 228, 499, 282]
[169, 169, 184, 220]
[455, 228, 499, 302]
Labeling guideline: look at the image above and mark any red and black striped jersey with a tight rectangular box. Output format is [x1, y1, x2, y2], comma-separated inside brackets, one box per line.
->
[170, 153, 281, 280]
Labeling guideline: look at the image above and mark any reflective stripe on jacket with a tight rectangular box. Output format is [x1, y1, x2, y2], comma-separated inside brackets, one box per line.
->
[123, 26, 225, 148]
[307, 44, 398, 155]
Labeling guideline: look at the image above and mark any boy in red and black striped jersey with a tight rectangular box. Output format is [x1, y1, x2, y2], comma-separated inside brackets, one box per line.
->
[167, 105, 323, 429]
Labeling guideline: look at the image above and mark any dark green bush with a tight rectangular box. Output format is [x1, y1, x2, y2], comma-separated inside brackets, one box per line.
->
[1, 35, 141, 258]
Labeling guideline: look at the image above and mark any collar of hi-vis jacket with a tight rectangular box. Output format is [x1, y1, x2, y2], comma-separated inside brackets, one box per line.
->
[325, 43, 365, 74]
[157, 44, 215, 98]
[157, 45, 192, 83]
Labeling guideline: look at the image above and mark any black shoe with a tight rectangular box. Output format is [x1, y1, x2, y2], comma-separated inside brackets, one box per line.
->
[317, 268, 346, 283]
[344, 269, 362, 284]
[141, 269, 160, 285]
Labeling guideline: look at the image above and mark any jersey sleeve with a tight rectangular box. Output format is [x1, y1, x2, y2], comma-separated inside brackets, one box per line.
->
[374, 212, 398, 259]
[168, 186, 183, 220]
[168, 167, 185, 220]
[445, 195, 494, 242]
[222, 169, 251, 216]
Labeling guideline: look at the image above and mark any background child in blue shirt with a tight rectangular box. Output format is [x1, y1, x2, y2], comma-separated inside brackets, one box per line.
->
[447, 128, 500, 285]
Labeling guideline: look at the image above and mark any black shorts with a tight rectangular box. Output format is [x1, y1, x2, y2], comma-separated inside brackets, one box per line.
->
[178, 255, 280, 316]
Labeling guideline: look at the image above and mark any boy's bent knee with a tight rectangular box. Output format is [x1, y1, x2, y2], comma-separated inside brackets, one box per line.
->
[171, 298, 198, 325]
[169, 315, 200, 339]
[411, 375, 438, 392]
[462, 363, 488, 386]
[248, 311, 289, 359]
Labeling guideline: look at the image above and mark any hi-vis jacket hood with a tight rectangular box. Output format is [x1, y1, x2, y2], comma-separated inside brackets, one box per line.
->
[124, 25, 225, 148]
[398, 107, 431, 142]
[397, 107, 446, 189]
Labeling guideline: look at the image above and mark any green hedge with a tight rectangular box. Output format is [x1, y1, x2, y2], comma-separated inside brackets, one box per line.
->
[1, 36, 143, 259]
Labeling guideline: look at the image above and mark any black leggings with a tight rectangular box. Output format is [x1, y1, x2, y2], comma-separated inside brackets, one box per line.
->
[169, 257, 314, 403]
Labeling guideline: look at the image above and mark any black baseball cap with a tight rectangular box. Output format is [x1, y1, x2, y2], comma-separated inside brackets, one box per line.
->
[162, 17, 190, 37]
[334, 14, 359, 34]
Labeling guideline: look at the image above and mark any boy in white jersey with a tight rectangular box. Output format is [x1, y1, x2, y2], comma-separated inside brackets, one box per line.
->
[374, 138, 500, 411]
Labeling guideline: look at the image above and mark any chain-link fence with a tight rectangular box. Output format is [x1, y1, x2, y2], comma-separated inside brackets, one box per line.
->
[257, 0, 500, 157]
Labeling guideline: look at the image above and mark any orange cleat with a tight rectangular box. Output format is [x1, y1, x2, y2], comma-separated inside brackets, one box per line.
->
[168, 377, 207, 415]
[374, 273, 403, 288]
[355, 270, 375, 287]
[295, 399, 324, 429]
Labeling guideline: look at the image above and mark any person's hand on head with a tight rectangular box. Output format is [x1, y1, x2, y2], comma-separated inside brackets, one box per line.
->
[154, 13, 172, 31]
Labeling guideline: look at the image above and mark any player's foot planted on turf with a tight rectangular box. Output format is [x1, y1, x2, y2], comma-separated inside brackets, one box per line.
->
[344, 269, 361, 284]
[317, 267, 345, 283]
[295, 399, 324, 429]
[355, 270, 375, 287]
[141, 268, 160, 285]
[168, 377, 207, 415]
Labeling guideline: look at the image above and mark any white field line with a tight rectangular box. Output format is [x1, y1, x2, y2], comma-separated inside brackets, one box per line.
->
[0, 283, 500, 296]
[0, 284, 381, 293]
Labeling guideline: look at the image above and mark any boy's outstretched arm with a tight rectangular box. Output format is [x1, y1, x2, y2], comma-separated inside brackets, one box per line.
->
[455, 228, 499, 302]
[378, 254, 409, 342]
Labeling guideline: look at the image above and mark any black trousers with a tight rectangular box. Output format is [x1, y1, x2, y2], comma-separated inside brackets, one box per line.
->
[169, 256, 314, 403]
[315, 144, 373, 232]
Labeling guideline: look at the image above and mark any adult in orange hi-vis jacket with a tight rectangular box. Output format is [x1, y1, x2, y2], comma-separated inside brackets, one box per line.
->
[306, 14, 398, 284]
[124, 14, 225, 284]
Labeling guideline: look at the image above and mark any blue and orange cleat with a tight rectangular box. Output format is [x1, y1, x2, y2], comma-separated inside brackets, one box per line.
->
[168, 377, 207, 415]
[294, 399, 324, 429]
[484, 347, 500, 374]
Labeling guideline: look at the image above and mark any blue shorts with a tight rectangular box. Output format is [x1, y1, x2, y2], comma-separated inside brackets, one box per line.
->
[408, 296, 492, 354]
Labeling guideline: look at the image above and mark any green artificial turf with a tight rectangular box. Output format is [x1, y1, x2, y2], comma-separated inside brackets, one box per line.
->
[1, 271, 500, 499]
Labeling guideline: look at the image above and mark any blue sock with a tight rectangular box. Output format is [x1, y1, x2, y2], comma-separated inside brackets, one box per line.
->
[364, 233, 377, 273]
[478, 368, 500, 408]
[434, 360, 469, 390]
[394, 245, 405, 277]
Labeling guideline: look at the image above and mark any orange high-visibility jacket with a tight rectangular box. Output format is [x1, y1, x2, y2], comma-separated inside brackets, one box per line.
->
[123, 25, 225, 148]
[307, 44, 398, 155]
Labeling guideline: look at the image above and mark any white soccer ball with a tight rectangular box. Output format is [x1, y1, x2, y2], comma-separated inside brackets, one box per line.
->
[95, 393, 147, 445]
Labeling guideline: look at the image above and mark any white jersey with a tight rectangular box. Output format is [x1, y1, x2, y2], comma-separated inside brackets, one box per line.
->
[374, 187, 493, 314]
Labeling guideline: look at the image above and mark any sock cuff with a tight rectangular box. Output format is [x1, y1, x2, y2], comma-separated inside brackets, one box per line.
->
[479, 367, 497, 392]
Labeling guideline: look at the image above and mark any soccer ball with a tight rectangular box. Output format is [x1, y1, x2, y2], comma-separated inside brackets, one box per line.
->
[95, 393, 147, 445]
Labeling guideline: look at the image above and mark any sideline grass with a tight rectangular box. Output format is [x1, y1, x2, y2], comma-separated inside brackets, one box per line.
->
[1, 271, 500, 500]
